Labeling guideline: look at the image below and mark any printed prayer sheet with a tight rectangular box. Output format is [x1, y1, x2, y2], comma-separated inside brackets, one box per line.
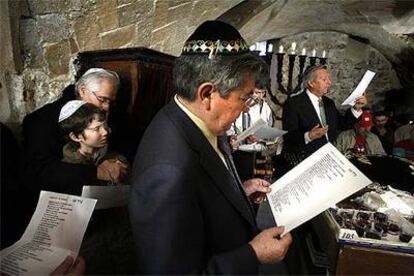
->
[235, 119, 287, 143]
[1, 191, 96, 275]
[342, 70, 376, 106]
[82, 185, 130, 210]
[267, 143, 372, 235]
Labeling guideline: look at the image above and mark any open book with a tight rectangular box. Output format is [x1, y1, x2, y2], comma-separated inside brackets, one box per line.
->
[235, 119, 287, 143]
[267, 143, 372, 235]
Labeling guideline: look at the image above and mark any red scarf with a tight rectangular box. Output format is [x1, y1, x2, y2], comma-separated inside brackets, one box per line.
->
[353, 135, 367, 154]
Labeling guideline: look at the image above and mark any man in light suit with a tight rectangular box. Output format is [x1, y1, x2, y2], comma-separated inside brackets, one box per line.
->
[129, 20, 292, 274]
[282, 65, 367, 163]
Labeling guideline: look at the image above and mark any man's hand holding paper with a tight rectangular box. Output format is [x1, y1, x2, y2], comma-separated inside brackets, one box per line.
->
[342, 70, 375, 107]
[249, 227, 292, 264]
[242, 178, 271, 204]
[352, 94, 368, 111]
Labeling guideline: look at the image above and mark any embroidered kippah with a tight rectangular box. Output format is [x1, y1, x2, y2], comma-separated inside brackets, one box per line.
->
[181, 20, 249, 57]
[59, 100, 87, 122]
[182, 39, 249, 55]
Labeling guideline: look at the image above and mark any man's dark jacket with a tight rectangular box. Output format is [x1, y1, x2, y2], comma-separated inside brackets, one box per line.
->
[129, 100, 259, 274]
[282, 91, 357, 156]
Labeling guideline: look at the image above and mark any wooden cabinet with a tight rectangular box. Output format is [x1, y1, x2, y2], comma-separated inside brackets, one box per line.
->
[75, 48, 175, 161]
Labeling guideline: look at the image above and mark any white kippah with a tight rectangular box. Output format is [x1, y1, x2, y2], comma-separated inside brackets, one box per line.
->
[58, 100, 87, 122]
[82, 67, 108, 77]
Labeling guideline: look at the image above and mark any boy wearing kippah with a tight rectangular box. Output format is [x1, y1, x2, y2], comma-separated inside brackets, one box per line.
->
[58, 100, 135, 274]
[59, 100, 128, 184]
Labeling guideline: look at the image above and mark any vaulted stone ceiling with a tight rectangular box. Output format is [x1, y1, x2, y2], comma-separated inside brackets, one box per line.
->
[219, 0, 414, 86]
[2, 0, 413, 125]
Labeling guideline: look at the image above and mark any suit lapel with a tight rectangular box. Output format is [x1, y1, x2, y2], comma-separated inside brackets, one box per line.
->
[164, 101, 257, 228]
[302, 92, 321, 126]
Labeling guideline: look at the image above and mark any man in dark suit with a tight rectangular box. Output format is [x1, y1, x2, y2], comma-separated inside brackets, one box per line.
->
[282, 65, 367, 163]
[129, 21, 292, 274]
[22, 69, 128, 208]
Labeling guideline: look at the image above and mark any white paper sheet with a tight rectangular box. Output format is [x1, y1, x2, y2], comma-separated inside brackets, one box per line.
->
[1, 191, 96, 275]
[267, 143, 372, 235]
[341, 70, 375, 106]
[235, 119, 287, 143]
[81, 185, 130, 210]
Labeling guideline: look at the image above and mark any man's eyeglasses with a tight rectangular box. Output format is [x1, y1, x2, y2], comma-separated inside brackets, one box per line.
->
[240, 93, 259, 107]
[91, 91, 114, 105]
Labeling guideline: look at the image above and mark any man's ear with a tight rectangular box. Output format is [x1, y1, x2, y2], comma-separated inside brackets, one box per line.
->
[78, 85, 88, 100]
[197, 82, 215, 110]
[308, 80, 314, 89]
[69, 132, 82, 142]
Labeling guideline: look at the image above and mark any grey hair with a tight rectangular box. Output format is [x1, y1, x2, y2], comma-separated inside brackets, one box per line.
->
[75, 68, 120, 95]
[302, 65, 328, 90]
[173, 53, 269, 101]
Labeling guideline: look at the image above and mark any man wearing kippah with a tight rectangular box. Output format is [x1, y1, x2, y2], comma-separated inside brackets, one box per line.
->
[335, 110, 386, 155]
[22, 68, 128, 210]
[282, 65, 368, 164]
[129, 20, 292, 274]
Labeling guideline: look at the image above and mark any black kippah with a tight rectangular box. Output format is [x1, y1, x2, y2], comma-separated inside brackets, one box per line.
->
[181, 20, 249, 56]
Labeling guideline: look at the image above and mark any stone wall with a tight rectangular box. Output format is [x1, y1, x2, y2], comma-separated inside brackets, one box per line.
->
[1, 0, 406, 133]
[3, 0, 242, 127]
[267, 31, 401, 128]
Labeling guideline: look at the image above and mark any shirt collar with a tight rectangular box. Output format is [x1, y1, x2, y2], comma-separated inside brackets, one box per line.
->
[174, 95, 218, 149]
[306, 89, 321, 104]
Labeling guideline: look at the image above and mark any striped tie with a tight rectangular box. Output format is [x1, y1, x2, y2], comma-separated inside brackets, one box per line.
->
[217, 136, 255, 215]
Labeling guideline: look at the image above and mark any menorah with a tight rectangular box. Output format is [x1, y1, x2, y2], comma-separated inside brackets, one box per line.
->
[252, 42, 328, 95]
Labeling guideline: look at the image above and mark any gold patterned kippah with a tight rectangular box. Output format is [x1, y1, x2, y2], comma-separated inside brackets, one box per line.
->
[181, 39, 250, 55]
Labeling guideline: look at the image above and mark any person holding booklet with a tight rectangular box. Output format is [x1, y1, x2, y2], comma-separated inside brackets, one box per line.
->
[282, 65, 368, 164]
[58, 100, 135, 274]
[228, 87, 274, 151]
[129, 20, 292, 274]
[227, 86, 276, 180]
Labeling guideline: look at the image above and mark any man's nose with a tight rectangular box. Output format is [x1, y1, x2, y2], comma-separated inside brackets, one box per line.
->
[100, 104, 110, 113]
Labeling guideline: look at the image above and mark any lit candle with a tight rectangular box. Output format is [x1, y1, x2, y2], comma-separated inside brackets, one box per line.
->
[312, 49, 316, 57]
[267, 43, 273, 53]
[301, 48, 306, 56]
[291, 42, 296, 54]
[249, 44, 256, 51]
[278, 45, 284, 53]
[322, 50, 326, 58]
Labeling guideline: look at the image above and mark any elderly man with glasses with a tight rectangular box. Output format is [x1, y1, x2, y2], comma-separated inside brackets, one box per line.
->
[282, 65, 368, 165]
[129, 20, 292, 274]
[22, 68, 128, 210]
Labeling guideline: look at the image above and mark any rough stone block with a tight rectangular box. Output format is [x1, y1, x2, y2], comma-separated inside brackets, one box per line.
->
[44, 40, 71, 76]
[69, 37, 79, 54]
[118, 2, 137, 27]
[151, 21, 177, 52]
[37, 14, 71, 43]
[101, 24, 136, 49]
[96, 0, 119, 32]
[73, 11, 101, 50]
[135, 18, 153, 47]
[20, 18, 45, 68]
[28, 0, 72, 15]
